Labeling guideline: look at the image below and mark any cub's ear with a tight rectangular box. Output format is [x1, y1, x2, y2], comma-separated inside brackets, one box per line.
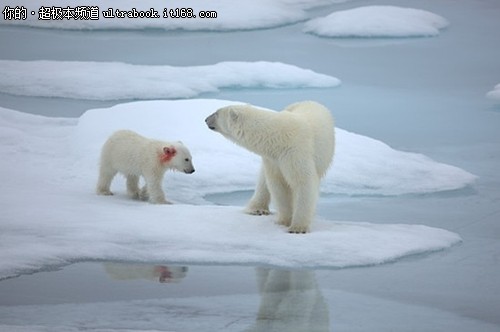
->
[160, 146, 177, 163]
[163, 146, 177, 156]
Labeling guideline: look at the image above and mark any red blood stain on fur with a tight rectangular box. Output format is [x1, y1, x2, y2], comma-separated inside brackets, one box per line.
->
[160, 146, 176, 163]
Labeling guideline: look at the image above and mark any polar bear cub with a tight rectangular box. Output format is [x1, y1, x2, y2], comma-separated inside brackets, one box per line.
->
[96, 130, 195, 204]
[205, 101, 334, 233]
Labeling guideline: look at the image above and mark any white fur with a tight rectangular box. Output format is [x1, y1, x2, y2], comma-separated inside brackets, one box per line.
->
[205, 101, 335, 233]
[96, 130, 195, 204]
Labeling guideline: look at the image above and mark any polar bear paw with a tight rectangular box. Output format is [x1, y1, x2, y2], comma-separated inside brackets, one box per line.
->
[150, 197, 172, 205]
[128, 190, 141, 200]
[246, 208, 271, 216]
[139, 186, 149, 201]
[288, 224, 309, 234]
[97, 188, 114, 196]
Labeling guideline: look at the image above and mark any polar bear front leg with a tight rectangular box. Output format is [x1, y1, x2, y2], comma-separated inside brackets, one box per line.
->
[144, 173, 171, 204]
[245, 164, 271, 215]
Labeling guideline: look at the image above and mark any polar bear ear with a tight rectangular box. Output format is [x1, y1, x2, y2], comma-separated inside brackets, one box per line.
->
[160, 146, 177, 163]
[163, 146, 177, 156]
[229, 109, 240, 122]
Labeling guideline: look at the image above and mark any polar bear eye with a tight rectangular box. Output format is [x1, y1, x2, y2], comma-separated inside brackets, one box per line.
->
[185, 158, 190, 162]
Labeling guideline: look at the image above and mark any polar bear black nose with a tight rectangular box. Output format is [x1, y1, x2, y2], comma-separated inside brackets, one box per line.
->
[205, 113, 216, 130]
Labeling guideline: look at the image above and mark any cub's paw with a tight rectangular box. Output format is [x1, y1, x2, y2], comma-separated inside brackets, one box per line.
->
[245, 208, 271, 216]
[150, 198, 172, 205]
[288, 224, 309, 234]
[139, 187, 149, 201]
[128, 191, 141, 200]
[96, 189, 114, 196]
[277, 218, 292, 227]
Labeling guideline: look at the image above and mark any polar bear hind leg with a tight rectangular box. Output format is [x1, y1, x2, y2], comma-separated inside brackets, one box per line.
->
[264, 159, 294, 227]
[289, 176, 320, 234]
[96, 166, 117, 196]
[283, 159, 320, 234]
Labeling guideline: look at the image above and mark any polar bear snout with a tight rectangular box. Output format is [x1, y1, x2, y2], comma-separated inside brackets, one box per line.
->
[180, 158, 195, 174]
[205, 113, 217, 130]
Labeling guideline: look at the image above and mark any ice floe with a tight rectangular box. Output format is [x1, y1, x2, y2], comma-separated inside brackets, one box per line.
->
[304, 6, 449, 38]
[0, 60, 340, 101]
[0, 99, 469, 278]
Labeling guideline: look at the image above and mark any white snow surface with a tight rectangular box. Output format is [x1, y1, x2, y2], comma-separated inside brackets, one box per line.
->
[0, 0, 350, 31]
[486, 83, 500, 101]
[0, 99, 468, 279]
[304, 6, 449, 38]
[0, 60, 340, 101]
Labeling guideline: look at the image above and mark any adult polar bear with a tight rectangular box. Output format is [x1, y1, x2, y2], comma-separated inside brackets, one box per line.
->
[205, 101, 335, 233]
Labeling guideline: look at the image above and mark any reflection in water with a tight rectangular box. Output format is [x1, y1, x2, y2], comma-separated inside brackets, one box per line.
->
[101, 263, 329, 330]
[247, 268, 330, 332]
[104, 263, 188, 283]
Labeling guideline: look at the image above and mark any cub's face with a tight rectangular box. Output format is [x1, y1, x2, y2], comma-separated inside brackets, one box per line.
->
[176, 146, 195, 174]
[162, 144, 195, 174]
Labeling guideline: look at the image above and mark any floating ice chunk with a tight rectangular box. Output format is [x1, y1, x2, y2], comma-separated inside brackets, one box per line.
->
[0, 60, 340, 101]
[304, 6, 449, 38]
[0, 200, 462, 279]
[0, 101, 469, 278]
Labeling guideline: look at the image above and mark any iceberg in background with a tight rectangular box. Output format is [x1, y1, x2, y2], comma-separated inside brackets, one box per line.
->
[304, 6, 449, 38]
[0, 60, 340, 101]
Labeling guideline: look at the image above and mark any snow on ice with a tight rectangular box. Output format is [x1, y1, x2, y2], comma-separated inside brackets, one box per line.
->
[0, 99, 470, 278]
[303, 6, 449, 38]
[0, 60, 340, 101]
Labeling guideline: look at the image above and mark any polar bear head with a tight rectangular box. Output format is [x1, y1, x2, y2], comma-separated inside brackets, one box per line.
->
[205, 105, 259, 143]
[205, 104, 279, 157]
[205, 106, 240, 137]
[161, 142, 195, 174]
